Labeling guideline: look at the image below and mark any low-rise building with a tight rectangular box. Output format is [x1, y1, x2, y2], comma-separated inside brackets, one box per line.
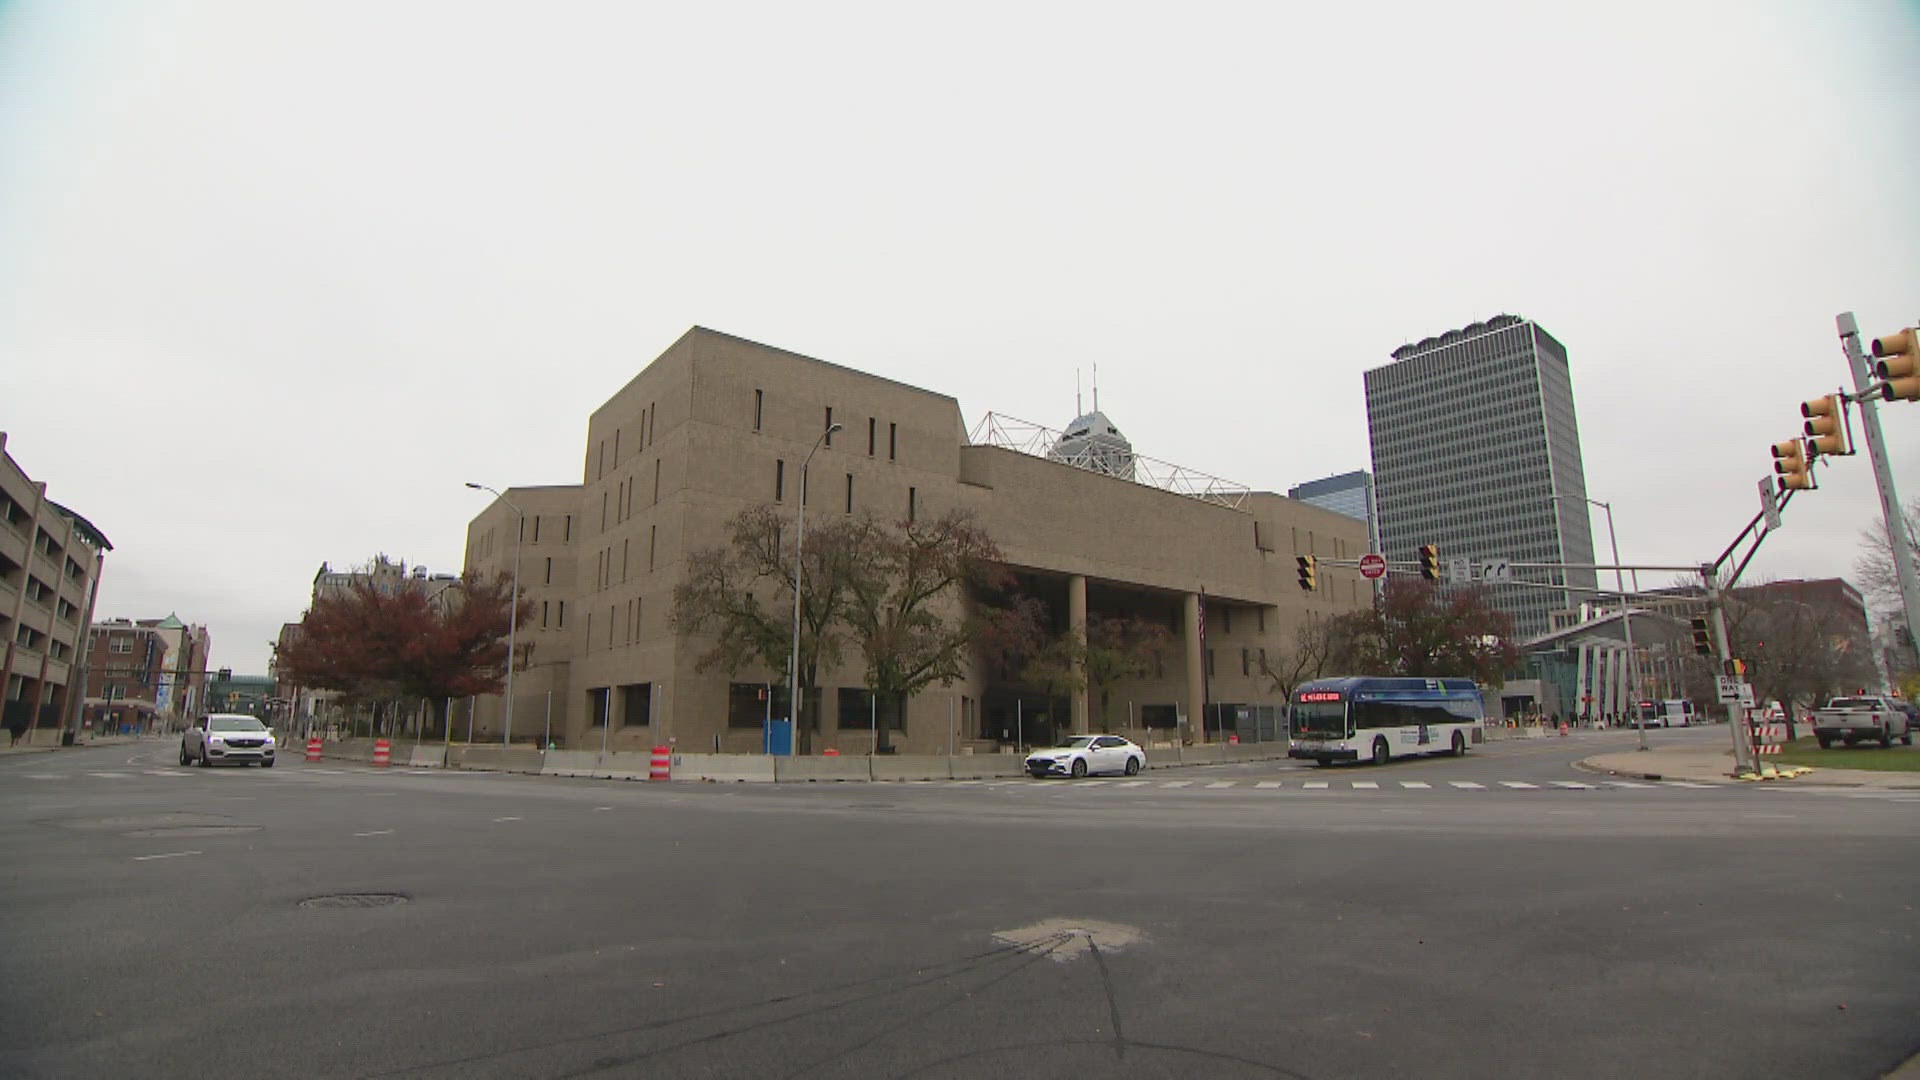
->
[458, 328, 1371, 754]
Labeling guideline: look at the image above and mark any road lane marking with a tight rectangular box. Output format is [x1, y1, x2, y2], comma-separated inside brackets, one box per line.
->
[1303, 781, 1328, 789]
[1399, 781, 1430, 789]
[491, 816, 523, 822]
[1255, 781, 1284, 789]
[1499, 781, 1538, 789]
[354, 829, 394, 837]
[1661, 781, 1716, 788]
[1205, 781, 1236, 789]
[133, 851, 202, 861]
[1604, 781, 1653, 788]
[594, 806, 613, 811]
[25, 774, 60, 780]
[1449, 781, 1484, 789]
[144, 770, 189, 777]
[1550, 781, 1592, 789]
[87, 772, 133, 779]
[1350, 781, 1379, 789]
[1160, 781, 1193, 788]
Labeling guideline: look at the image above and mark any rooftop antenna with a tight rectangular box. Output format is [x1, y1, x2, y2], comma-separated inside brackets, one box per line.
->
[1092, 362, 1099, 413]
[1076, 369, 1082, 417]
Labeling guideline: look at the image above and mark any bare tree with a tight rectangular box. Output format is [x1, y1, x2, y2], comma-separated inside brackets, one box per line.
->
[1256, 613, 1334, 705]
[1852, 496, 1919, 608]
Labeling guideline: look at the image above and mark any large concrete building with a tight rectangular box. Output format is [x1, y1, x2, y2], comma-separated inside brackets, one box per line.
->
[0, 432, 111, 742]
[460, 328, 1370, 754]
[1364, 315, 1600, 638]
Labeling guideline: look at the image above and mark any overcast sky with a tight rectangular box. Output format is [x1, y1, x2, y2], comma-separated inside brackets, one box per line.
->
[3, 1, 1917, 675]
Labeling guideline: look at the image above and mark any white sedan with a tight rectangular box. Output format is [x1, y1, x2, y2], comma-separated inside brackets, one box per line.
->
[1025, 735, 1145, 779]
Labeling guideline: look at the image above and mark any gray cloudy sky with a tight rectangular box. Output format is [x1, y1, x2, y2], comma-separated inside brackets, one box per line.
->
[3, 1, 1917, 675]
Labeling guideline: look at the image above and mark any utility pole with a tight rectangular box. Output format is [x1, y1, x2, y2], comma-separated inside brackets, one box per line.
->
[1837, 313, 1920, 669]
[1702, 566, 1757, 777]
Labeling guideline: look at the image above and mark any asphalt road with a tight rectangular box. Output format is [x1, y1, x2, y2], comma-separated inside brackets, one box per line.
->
[1, 732, 1915, 1080]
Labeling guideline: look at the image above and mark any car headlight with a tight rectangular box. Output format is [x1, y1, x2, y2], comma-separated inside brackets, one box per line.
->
[208, 736, 225, 745]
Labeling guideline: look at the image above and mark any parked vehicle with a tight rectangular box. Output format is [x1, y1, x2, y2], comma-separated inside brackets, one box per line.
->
[1809, 696, 1912, 749]
[1025, 735, 1144, 778]
[180, 713, 277, 767]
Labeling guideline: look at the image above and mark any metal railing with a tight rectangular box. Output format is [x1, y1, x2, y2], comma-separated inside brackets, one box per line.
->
[966, 412, 1251, 509]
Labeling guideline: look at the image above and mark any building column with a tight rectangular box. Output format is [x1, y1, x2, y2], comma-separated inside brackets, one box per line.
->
[1573, 643, 1591, 722]
[1069, 575, 1088, 735]
[1183, 592, 1205, 744]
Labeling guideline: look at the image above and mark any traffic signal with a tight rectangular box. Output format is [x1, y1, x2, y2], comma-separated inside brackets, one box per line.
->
[1872, 328, 1919, 402]
[1771, 439, 1811, 491]
[1295, 554, 1317, 592]
[1417, 544, 1439, 581]
[1801, 395, 1848, 456]
[1689, 617, 1712, 655]
[1723, 658, 1746, 677]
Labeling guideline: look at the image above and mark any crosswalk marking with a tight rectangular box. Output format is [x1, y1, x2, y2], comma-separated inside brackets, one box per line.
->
[87, 772, 132, 779]
[1304, 781, 1328, 789]
[25, 773, 59, 780]
[1160, 781, 1193, 788]
[1661, 781, 1716, 788]
[1116, 780, 1151, 788]
[1205, 781, 1236, 789]
[1604, 781, 1652, 789]
[145, 770, 188, 777]
[1550, 781, 1592, 789]
[1400, 781, 1431, 789]
[1499, 781, 1538, 789]
[1449, 781, 1484, 789]
[1351, 781, 1379, 790]
[1255, 781, 1284, 789]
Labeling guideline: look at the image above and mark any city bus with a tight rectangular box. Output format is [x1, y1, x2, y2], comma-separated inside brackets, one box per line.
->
[1287, 677, 1485, 766]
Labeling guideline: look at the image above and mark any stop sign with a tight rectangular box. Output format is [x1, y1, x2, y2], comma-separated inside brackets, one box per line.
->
[1359, 553, 1387, 580]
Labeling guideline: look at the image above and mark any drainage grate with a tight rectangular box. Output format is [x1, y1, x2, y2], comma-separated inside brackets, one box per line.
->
[299, 893, 409, 910]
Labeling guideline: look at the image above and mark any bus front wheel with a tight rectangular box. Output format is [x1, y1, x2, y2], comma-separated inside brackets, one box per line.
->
[1450, 730, 1467, 757]
[1371, 738, 1389, 767]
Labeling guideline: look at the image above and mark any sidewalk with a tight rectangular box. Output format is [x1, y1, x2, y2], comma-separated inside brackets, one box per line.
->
[1578, 742, 1920, 789]
[0, 733, 162, 757]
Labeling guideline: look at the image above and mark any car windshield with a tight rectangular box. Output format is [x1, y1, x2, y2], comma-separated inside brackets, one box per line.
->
[1057, 736, 1096, 748]
[1826, 698, 1880, 710]
[1291, 702, 1347, 736]
[209, 717, 267, 732]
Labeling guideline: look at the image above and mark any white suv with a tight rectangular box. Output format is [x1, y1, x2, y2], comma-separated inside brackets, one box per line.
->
[181, 714, 277, 768]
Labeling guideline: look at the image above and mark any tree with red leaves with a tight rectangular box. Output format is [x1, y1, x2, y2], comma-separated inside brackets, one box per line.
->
[276, 564, 528, 738]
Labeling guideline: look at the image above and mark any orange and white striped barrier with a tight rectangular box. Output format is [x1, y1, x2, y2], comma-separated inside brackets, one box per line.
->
[305, 737, 322, 762]
[649, 745, 671, 781]
[372, 738, 391, 768]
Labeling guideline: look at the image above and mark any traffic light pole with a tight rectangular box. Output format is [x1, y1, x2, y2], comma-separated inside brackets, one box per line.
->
[1702, 565, 1758, 777]
[1838, 313, 1920, 668]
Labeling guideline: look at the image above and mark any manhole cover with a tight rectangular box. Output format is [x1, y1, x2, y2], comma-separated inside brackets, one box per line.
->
[299, 893, 409, 910]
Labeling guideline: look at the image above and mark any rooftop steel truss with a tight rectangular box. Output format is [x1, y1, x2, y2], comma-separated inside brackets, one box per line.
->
[966, 412, 1250, 510]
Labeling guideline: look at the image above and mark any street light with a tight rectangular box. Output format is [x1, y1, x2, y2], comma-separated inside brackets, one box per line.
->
[788, 423, 842, 755]
[465, 482, 523, 749]
[1555, 493, 1647, 752]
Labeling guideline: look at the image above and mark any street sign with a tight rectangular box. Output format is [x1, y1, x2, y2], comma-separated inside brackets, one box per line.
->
[1716, 676, 1744, 704]
[1446, 557, 1471, 583]
[1737, 683, 1756, 707]
[1758, 476, 1781, 531]
[1481, 559, 1512, 583]
[1359, 553, 1386, 580]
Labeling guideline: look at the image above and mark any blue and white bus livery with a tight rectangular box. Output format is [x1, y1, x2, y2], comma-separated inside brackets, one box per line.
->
[1288, 677, 1486, 766]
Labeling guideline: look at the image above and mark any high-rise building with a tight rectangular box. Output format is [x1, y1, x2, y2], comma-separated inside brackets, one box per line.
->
[1364, 315, 1599, 638]
[1288, 470, 1375, 531]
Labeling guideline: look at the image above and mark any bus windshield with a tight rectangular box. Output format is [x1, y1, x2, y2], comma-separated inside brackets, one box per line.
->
[1291, 701, 1347, 737]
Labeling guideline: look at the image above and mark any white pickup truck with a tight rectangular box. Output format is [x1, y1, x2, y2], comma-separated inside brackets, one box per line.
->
[1810, 696, 1913, 749]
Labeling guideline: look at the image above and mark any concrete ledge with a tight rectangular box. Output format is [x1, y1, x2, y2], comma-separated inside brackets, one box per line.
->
[949, 755, 1023, 780]
[450, 746, 541, 773]
[408, 745, 448, 769]
[541, 750, 601, 777]
[773, 756, 873, 782]
[871, 755, 952, 781]
[672, 753, 776, 783]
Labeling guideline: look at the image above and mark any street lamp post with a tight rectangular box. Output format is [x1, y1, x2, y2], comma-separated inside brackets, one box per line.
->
[1556, 494, 1646, 751]
[788, 423, 841, 756]
[466, 482, 523, 749]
